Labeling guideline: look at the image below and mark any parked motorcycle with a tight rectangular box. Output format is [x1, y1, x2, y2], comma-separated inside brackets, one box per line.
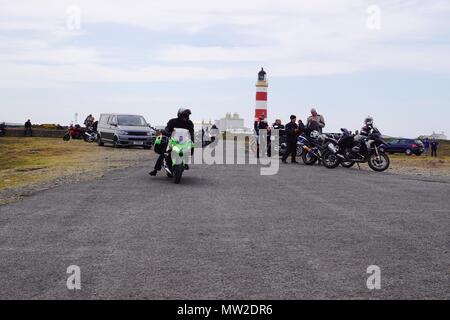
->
[63, 125, 97, 142]
[83, 130, 98, 143]
[298, 131, 338, 165]
[276, 134, 304, 157]
[322, 128, 390, 172]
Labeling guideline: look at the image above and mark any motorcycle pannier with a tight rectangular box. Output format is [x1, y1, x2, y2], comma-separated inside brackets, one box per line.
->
[154, 136, 168, 155]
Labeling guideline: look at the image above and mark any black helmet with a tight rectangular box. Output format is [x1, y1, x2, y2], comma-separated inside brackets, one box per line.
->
[177, 108, 191, 119]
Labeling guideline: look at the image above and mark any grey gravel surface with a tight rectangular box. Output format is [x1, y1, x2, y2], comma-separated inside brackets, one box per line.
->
[0, 158, 449, 299]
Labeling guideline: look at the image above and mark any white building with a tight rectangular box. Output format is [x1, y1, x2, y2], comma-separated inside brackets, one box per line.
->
[419, 131, 447, 140]
[193, 120, 214, 132]
[214, 113, 246, 132]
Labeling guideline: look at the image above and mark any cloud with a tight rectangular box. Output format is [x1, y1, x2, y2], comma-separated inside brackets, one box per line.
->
[1, 0, 450, 88]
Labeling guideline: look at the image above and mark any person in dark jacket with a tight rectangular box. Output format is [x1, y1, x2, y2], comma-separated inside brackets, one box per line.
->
[0, 122, 6, 136]
[282, 115, 299, 163]
[24, 119, 32, 137]
[423, 138, 430, 157]
[431, 139, 439, 157]
[149, 108, 194, 176]
[254, 114, 271, 158]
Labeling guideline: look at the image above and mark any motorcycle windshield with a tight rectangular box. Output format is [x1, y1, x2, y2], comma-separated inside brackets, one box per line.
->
[171, 128, 191, 143]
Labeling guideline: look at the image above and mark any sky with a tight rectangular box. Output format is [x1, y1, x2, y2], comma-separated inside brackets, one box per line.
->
[0, 0, 449, 138]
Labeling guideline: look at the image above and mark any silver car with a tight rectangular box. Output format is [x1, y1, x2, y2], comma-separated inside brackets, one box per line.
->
[97, 114, 153, 149]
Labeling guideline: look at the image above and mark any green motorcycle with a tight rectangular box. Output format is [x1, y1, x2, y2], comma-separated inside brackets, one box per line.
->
[165, 129, 194, 184]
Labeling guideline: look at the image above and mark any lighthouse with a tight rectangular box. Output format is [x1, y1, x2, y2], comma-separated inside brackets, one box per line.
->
[254, 68, 268, 121]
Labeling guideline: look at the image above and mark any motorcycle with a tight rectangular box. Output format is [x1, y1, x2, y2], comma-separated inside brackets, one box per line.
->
[298, 131, 338, 165]
[63, 125, 97, 142]
[322, 128, 390, 172]
[163, 128, 194, 184]
[277, 134, 304, 157]
[83, 130, 98, 143]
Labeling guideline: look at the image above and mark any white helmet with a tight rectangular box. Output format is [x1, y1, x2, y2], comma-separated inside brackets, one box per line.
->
[310, 130, 319, 139]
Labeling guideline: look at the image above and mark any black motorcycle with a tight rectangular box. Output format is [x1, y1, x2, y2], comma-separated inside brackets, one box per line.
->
[322, 128, 390, 172]
[299, 131, 338, 165]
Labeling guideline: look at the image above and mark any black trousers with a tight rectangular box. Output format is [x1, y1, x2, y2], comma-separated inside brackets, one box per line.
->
[431, 148, 437, 157]
[256, 136, 271, 158]
[24, 128, 32, 137]
[282, 141, 296, 162]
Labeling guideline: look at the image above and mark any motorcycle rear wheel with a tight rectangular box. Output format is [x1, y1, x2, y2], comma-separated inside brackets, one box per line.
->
[322, 151, 341, 169]
[173, 165, 184, 184]
[296, 145, 304, 157]
[368, 153, 390, 172]
[63, 134, 70, 141]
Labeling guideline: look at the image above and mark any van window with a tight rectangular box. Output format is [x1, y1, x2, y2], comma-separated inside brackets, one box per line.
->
[100, 115, 109, 125]
[117, 115, 147, 126]
[108, 115, 117, 125]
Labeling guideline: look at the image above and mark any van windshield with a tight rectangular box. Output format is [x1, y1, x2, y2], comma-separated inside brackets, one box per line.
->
[117, 115, 147, 126]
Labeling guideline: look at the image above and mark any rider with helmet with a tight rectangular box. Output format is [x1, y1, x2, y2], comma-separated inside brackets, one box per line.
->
[149, 108, 195, 177]
[360, 116, 375, 136]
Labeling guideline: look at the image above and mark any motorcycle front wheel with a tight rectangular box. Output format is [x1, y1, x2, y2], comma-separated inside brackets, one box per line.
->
[322, 151, 341, 169]
[302, 151, 318, 165]
[173, 165, 184, 184]
[368, 153, 390, 172]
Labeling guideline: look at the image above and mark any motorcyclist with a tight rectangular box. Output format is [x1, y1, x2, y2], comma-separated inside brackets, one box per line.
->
[360, 116, 375, 136]
[282, 115, 300, 164]
[149, 108, 194, 177]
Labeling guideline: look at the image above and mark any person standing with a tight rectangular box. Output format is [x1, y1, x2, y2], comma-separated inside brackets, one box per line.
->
[282, 115, 299, 164]
[254, 114, 271, 158]
[24, 119, 32, 137]
[306, 108, 325, 133]
[84, 114, 94, 129]
[423, 137, 430, 157]
[431, 138, 439, 157]
[272, 119, 284, 130]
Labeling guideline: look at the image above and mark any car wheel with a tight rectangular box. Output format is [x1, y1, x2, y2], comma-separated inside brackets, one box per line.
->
[97, 135, 104, 146]
[113, 136, 120, 148]
[406, 149, 412, 156]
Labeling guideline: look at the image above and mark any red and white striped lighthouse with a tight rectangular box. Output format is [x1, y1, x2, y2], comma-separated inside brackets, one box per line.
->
[254, 68, 268, 121]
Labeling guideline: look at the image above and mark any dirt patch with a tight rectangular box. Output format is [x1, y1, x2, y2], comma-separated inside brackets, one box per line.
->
[0, 137, 156, 205]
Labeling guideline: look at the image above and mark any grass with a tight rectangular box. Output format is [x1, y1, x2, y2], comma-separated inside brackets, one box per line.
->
[0, 137, 152, 192]
[387, 140, 450, 175]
